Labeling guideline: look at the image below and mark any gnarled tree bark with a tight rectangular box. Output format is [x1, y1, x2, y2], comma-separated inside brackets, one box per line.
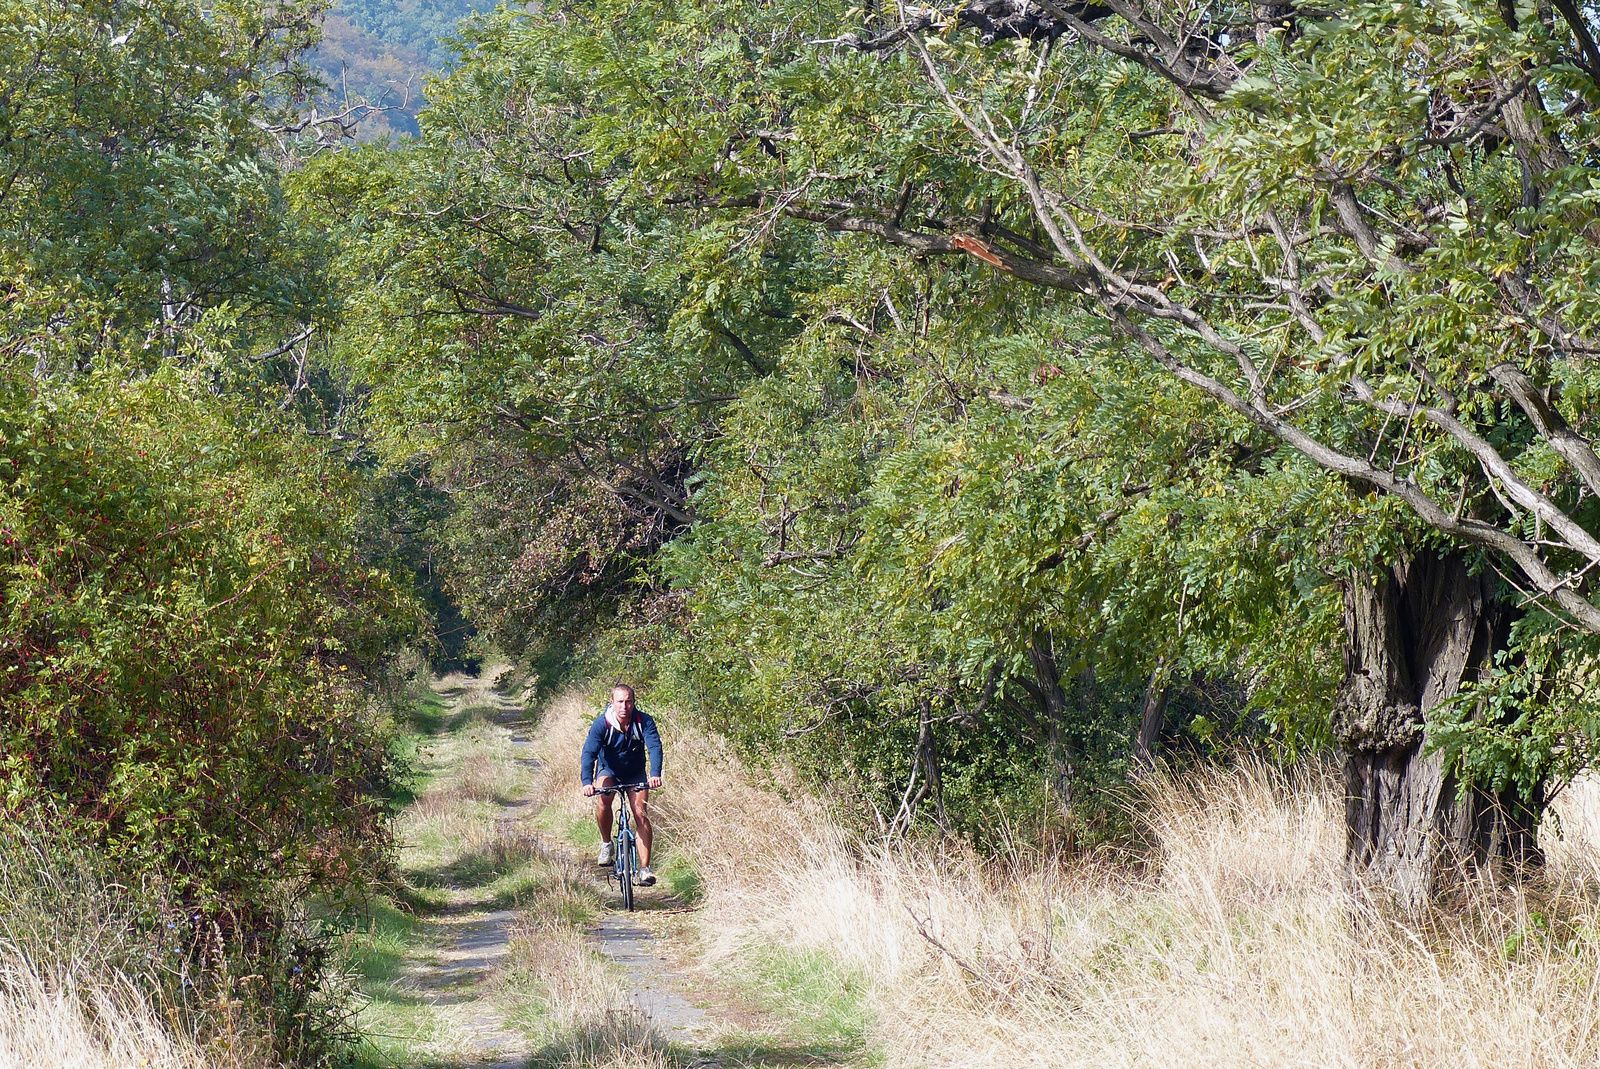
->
[1334, 550, 1539, 907]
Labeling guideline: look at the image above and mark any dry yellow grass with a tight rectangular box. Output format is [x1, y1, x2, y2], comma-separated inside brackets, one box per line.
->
[533, 689, 1600, 1068]
[502, 913, 667, 1069]
[0, 824, 268, 1069]
[0, 949, 210, 1069]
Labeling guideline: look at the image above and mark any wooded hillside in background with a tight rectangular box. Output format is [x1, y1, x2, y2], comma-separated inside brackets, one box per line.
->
[311, 0, 495, 139]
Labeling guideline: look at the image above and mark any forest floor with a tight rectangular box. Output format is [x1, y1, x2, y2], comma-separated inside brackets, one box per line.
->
[344, 668, 870, 1069]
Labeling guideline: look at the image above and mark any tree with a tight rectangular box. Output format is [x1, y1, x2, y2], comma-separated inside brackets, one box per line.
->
[290, 18, 826, 649]
[773, 0, 1600, 901]
[503, 0, 1600, 901]
[304, 1, 1340, 840]
[0, 0, 339, 362]
[308, 0, 1600, 898]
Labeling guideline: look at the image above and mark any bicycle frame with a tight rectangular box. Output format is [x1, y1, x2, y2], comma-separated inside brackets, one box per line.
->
[595, 782, 649, 910]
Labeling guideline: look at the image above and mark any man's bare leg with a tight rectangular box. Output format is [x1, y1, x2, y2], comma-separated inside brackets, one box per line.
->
[628, 788, 652, 867]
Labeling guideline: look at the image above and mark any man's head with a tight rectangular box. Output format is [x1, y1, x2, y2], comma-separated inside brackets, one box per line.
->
[611, 684, 636, 724]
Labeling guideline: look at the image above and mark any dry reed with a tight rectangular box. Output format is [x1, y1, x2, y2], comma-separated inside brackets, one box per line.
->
[0, 828, 232, 1069]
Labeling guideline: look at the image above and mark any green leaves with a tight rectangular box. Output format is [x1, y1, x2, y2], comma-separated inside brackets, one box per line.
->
[298, 0, 1369, 832]
[0, 371, 419, 911]
[1429, 635, 1600, 801]
[305, 0, 1600, 830]
[0, 0, 330, 372]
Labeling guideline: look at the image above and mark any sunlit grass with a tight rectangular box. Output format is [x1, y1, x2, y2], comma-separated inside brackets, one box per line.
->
[655, 852, 704, 906]
[731, 948, 872, 1050]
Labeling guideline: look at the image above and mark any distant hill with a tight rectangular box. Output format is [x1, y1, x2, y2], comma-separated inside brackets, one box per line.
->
[312, 0, 499, 139]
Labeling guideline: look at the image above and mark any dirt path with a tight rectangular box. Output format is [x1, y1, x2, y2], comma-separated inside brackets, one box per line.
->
[378, 669, 730, 1068]
[412, 907, 526, 1068]
[591, 915, 709, 1043]
[353, 669, 869, 1069]
[393, 672, 538, 1068]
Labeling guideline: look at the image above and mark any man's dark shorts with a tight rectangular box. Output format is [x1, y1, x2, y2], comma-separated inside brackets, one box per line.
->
[597, 759, 647, 786]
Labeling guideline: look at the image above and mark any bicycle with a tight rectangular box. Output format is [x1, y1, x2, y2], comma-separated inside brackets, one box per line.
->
[595, 782, 650, 910]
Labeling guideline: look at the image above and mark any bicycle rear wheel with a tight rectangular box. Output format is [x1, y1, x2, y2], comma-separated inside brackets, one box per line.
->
[618, 829, 635, 911]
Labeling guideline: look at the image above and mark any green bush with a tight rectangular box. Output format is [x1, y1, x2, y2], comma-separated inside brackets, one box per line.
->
[0, 375, 420, 1060]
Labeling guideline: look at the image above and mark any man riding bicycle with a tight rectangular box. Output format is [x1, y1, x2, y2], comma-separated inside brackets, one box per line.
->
[580, 684, 663, 886]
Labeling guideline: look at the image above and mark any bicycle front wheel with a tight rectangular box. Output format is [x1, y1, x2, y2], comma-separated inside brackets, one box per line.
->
[619, 830, 635, 911]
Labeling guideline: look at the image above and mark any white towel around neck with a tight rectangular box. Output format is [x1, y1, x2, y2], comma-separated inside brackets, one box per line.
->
[605, 703, 635, 736]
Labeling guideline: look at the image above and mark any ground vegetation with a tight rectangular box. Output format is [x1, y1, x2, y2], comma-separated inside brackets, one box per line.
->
[14, 0, 1600, 1061]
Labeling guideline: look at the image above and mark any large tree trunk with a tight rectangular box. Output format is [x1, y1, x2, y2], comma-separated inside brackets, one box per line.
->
[1333, 549, 1539, 907]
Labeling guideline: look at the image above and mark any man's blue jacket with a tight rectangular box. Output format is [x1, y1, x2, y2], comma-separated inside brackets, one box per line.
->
[579, 706, 663, 786]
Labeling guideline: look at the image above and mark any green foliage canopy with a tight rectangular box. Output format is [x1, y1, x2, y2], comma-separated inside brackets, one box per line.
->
[301, 0, 1353, 834]
[0, 0, 332, 369]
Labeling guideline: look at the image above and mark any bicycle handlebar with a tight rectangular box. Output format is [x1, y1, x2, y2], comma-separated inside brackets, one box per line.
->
[591, 782, 651, 794]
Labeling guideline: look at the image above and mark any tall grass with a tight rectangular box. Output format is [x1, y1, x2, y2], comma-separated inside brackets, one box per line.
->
[500, 910, 667, 1069]
[534, 691, 1600, 1068]
[0, 953, 209, 1069]
[0, 824, 247, 1069]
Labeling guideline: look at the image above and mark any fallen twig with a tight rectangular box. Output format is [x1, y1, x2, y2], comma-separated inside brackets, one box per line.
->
[905, 905, 1018, 1005]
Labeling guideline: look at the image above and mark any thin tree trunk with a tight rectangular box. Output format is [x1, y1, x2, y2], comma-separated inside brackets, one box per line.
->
[1334, 549, 1538, 907]
[1134, 657, 1170, 768]
[916, 698, 949, 831]
[1028, 631, 1078, 812]
[889, 752, 924, 837]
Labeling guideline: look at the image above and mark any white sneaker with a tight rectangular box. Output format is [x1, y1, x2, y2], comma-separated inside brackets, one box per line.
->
[596, 841, 613, 866]
[637, 866, 656, 886]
